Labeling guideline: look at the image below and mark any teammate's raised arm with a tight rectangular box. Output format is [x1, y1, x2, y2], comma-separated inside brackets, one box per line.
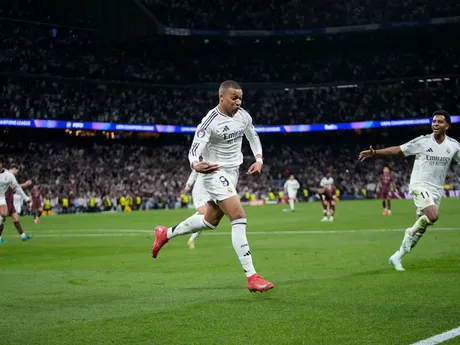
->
[10, 174, 29, 202]
[186, 170, 198, 189]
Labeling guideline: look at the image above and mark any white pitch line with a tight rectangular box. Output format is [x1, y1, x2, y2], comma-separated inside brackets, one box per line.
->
[33, 227, 460, 238]
[409, 326, 460, 345]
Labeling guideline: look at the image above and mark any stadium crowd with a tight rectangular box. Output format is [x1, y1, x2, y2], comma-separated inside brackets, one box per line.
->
[1, 21, 459, 85]
[1, 138, 459, 213]
[141, 0, 460, 29]
[1, 1, 460, 214]
[2, 77, 459, 125]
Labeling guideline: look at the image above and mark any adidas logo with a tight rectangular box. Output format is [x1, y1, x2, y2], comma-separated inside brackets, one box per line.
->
[426, 148, 433, 152]
[222, 126, 230, 132]
[243, 250, 251, 257]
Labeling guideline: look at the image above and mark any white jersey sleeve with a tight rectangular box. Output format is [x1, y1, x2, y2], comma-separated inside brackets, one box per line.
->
[188, 111, 214, 168]
[3, 171, 29, 201]
[293, 180, 300, 190]
[400, 135, 425, 156]
[186, 170, 198, 187]
[243, 112, 262, 158]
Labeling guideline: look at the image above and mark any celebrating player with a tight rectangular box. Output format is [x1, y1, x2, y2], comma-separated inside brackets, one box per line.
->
[283, 174, 300, 212]
[30, 185, 43, 224]
[184, 169, 211, 249]
[359, 110, 460, 271]
[0, 158, 31, 244]
[376, 166, 396, 215]
[319, 172, 336, 222]
[152, 80, 274, 292]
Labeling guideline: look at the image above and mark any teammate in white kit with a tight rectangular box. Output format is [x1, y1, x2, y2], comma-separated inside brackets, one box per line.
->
[152, 80, 274, 292]
[359, 110, 460, 271]
[284, 174, 300, 212]
[184, 170, 210, 249]
[0, 157, 31, 244]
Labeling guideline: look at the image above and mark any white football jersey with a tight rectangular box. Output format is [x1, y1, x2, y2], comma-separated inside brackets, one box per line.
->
[400, 134, 460, 189]
[0, 169, 29, 201]
[186, 170, 207, 197]
[320, 177, 334, 187]
[284, 179, 300, 191]
[189, 106, 262, 169]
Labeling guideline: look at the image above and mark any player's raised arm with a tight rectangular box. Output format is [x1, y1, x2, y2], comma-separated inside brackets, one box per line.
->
[185, 170, 198, 192]
[359, 145, 402, 161]
[188, 117, 219, 174]
[19, 180, 32, 189]
[10, 174, 30, 202]
[244, 116, 263, 175]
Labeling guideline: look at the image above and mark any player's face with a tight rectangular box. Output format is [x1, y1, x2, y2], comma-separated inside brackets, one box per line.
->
[290, 175, 294, 180]
[432, 115, 449, 135]
[383, 167, 389, 174]
[10, 168, 18, 176]
[220, 88, 242, 115]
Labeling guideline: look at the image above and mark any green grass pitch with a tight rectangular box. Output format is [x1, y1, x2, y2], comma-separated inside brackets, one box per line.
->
[1, 199, 460, 345]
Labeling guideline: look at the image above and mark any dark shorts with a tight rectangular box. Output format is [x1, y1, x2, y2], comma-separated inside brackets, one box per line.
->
[379, 190, 392, 199]
[32, 202, 43, 211]
[6, 199, 17, 216]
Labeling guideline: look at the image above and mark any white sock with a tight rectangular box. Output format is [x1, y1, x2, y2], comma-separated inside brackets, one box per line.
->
[189, 231, 201, 242]
[392, 247, 406, 261]
[167, 214, 215, 239]
[231, 218, 256, 278]
[409, 215, 433, 236]
[21, 233, 27, 239]
[289, 199, 294, 211]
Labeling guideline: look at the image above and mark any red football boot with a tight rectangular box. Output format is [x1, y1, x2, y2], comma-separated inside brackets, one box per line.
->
[152, 226, 169, 258]
[247, 273, 275, 293]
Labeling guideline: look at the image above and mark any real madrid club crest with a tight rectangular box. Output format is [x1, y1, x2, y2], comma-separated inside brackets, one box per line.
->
[446, 147, 451, 154]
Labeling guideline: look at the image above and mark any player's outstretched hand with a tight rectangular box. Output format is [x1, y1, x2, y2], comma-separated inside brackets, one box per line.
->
[247, 161, 263, 176]
[24, 180, 32, 187]
[193, 162, 220, 174]
[358, 146, 376, 162]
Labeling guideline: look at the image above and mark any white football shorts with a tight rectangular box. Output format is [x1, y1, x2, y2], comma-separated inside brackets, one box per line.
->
[202, 167, 239, 203]
[287, 190, 297, 199]
[193, 193, 210, 209]
[0, 196, 6, 206]
[410, 183, 442, 216]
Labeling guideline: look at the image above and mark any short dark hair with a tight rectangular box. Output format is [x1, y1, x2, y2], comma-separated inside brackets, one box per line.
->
[10, 163, 19, 170]
[219, 80, 242, 94]
[432, 110, 451, 124]
[0, 156, 4, 164]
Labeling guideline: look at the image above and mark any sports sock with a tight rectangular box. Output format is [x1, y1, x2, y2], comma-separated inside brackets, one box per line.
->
[322, 201, 328, 216]
[231, 218, 256, 278]
[382, 200, 386, 209]
[167, 214, 215, 239]
[394, 215, 434, 259]
[408, 215, 433, 237]
[330, 203, 335, 216]
[387, 199, 391, 210]
[189, 231, 201, 242]
[14, 221, 24, 235]
[289, 199, 294, 211]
